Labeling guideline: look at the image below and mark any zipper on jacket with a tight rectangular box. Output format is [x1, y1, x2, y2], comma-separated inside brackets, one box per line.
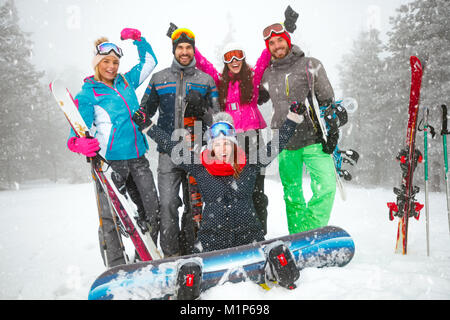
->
[109, 128, 116, 151]
[177, 70, 185, 129]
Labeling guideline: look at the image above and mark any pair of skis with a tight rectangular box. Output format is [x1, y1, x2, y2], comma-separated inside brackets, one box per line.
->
[49, 81, 162, 266]
[387, 56, 450, 256]
[387, 56, 425, 255]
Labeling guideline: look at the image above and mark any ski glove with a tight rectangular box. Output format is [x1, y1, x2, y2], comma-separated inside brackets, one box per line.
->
[67, 136, 100, 157]
[121, 28, 141, 41]
[132, 108, 152, 131]
[286, 101, 306, 124]
[284, 5, 299, 33]
[257, 86, 270, 106]
[290, 101, 307, 114]
[322, 130, 339, 154]
[184, 90, 207, 118]
[166, 22, 178, 38]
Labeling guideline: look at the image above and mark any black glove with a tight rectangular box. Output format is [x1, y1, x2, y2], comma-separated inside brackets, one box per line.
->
[184, 90, 207, 118]
[132, 107, 152, 131]
[167, 22, 178, 38]
[290, 101, 307, 114]
[284, 5, 299, 33]
[322, 130, 339, 154]
[258, 86, 270, 105]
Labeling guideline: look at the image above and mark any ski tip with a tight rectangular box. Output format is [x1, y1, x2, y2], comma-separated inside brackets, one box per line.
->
[49, 82, 53, 92]
[410, 56, 422, 69]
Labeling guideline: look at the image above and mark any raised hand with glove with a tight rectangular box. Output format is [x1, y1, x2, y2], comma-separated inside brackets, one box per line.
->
[120, 28, 142, 41]
[67, 136, 100, 158]
[284, 5, 299, 33]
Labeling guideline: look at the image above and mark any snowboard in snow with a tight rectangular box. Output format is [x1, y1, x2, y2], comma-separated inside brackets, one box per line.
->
[88, 225, 355, 300]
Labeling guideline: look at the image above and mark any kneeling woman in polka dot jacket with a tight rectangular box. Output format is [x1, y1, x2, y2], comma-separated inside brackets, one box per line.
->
[135, 105, 305, 253]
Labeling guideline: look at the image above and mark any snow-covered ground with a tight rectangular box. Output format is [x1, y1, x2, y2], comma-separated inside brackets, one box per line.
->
[1, 179, 449, 300]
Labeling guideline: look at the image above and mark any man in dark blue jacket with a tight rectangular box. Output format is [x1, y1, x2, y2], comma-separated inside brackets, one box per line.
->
[139, 28, 219, 257]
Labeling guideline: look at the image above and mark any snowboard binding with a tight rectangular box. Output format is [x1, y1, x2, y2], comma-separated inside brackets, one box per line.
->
[335, 149, 360, 181]
[320, 100, 360, 182]
[175, 259, 203, 300]
[264, 241, 299, 290]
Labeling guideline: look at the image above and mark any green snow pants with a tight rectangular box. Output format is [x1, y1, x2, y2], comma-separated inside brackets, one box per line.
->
[278, 143, 336, 234]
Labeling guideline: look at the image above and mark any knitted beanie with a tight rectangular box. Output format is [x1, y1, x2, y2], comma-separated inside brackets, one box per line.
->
[265, 31, 292, 50]
[91, 37, 121, 71]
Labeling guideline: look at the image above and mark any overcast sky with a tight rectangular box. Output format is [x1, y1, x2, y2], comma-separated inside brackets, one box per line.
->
[11, 0, 412, 97]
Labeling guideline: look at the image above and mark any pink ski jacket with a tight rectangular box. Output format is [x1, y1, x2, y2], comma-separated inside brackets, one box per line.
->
[194, 48, 271, 132]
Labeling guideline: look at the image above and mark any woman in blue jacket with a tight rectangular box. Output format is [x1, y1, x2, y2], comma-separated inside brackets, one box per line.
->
[67, 28, 159, 267]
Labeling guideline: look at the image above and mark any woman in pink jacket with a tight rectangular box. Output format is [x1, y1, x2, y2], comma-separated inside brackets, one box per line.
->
[195, 43, 272, 234]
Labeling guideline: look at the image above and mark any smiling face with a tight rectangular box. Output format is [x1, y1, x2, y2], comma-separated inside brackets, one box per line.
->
[212, 138, 234, 163]
[226, 58, 243, 74]
[268, 35, 290, 59]
[97, 56, 120, 85]
[175, 42, 195, 66]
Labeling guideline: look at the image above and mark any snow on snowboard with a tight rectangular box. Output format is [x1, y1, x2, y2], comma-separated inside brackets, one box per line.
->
[88, 225, 355, 300]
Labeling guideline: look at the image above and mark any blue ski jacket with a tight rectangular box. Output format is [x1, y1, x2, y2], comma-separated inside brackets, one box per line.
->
[69, 37, 158, 160]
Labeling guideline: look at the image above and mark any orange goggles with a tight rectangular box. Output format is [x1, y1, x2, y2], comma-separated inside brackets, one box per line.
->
[171, 28, 195, 43]
[263, 23, 286, 40]
[223, 50, 246, 64]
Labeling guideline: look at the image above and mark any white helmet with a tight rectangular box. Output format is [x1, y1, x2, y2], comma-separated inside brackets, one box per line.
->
[222, 42, 245, 56]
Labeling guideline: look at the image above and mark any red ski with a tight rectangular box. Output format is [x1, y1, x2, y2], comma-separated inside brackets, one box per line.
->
[49, 81, 162, 263]
[387, 56, 424, 255]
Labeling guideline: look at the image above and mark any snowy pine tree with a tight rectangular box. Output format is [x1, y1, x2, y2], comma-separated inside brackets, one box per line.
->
[338, 0, 450, 189]
[385, 0, 450, 192]
[0, 0, 89, 188]
[0, 0, 44, 187]
[338, 29, 393, 186]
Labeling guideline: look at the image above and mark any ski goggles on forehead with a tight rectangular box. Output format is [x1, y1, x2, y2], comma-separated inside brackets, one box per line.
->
[171, 28, 195, 43]
[209, 121, 236, 139]
[96, 42, 123, 58]
[263, 23, 286, 40]
[223, 50, 246, 64]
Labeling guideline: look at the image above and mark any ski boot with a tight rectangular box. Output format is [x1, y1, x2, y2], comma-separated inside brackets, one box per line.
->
[264, 241, 299, 290]
[175, 259, 203, 300]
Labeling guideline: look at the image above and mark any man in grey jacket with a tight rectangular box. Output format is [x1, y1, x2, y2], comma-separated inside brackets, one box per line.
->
[261, 23, 337, 234]
[139, 28, 219, 256]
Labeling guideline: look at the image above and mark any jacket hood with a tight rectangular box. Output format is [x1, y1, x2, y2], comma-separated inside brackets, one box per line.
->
[171, 57, 197, 75]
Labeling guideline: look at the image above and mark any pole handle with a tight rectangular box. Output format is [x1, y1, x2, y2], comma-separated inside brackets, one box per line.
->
[442, 104, 449, 135]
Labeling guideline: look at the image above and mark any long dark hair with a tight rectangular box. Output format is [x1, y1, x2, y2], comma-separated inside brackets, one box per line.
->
[218, 60, 254, 111]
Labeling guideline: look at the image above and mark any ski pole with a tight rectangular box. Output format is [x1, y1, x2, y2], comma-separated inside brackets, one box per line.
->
[423, 107, 431, 256]
[441, 104, 450, 234]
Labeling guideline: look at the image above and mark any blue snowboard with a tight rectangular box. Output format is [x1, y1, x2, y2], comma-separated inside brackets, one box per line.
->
[88, 225, 355, 300]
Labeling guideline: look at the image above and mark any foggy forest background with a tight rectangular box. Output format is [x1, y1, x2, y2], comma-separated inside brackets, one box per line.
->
[0, 0, 449, 191]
